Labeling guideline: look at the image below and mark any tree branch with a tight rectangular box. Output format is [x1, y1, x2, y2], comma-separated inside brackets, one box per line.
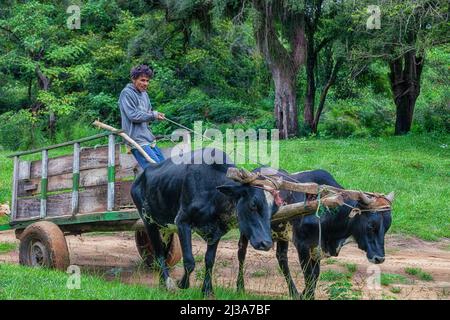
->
[313, 58, 343, 128]
[0, 25, 22, 44]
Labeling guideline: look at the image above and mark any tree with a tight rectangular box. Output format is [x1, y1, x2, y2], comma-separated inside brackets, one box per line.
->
[0, 1, 88, 137]
[140, 0, 302, 137]
[352, 0, 448, 135]
[302, 0, 350, 134]
[251, 0, 306, 138]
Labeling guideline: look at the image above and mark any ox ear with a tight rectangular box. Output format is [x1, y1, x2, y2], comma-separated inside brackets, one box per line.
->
[217, 184, 247, 199]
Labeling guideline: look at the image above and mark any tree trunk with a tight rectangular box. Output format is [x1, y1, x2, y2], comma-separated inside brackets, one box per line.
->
[35, 65, 56, 138]
[272, 67, 298, 139]
[252, 0, 306, 139]
[304, 31, 316, 132]
[311, 58, 342, 133]
[389, 51, 424, 135]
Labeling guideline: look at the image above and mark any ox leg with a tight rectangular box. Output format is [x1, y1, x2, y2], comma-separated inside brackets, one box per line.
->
[144, 223, 176, 291]
[276, 240, 299, 299]
[297, 245, 320, 300]
[202, 240, 219, 297]
[177, 222, 195, 289]
[236, 234, 248, 293]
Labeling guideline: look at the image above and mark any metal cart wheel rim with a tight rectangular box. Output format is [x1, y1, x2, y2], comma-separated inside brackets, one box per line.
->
[30, 239, 48, 267]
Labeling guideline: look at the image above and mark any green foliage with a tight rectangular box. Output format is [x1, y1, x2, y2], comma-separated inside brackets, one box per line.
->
[0, 110, 45, 150]
[152, 89, 274, 135]
[319, 85, 396, 138]
[0, 0, 448, 145]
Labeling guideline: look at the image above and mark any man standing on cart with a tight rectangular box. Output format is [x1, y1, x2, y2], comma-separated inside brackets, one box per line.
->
[119, 64, 166, 168]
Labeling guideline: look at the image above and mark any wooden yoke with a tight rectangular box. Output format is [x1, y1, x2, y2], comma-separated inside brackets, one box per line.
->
[272, 195, 344, 223]
[226, 167, 384, 204]
[226, 167, 393, 223]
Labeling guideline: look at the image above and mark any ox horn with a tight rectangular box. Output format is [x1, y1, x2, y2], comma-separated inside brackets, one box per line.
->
[385, 191, 395, 203]
[359, 192, 375, 206]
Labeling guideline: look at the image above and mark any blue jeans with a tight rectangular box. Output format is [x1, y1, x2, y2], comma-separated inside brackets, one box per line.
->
[131, 144, 165, 169]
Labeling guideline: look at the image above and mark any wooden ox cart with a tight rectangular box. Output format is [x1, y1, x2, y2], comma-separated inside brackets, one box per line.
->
[0, 130, 391, 271]
[0, 132, 182, 270]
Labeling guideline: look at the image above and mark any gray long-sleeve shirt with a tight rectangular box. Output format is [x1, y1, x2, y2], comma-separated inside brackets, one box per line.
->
[118, 83, 159, 146]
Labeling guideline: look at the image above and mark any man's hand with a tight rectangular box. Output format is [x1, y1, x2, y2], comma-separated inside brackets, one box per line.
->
[156, 112, 166, 120]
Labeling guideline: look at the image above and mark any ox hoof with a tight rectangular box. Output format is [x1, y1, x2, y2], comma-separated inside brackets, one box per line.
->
[166, 277, 178, 292]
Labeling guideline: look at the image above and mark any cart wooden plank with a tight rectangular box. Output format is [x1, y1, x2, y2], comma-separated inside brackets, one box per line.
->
[15, 181, 134, 219]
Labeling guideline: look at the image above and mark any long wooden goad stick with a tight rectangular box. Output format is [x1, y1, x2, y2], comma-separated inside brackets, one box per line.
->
[92, 120, 156, 164]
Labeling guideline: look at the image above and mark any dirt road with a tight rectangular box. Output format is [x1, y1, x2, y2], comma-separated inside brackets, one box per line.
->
[1, 230, 448, 299]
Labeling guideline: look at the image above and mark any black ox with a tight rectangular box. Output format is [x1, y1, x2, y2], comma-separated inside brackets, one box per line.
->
[237, 168, 393, 299]
[131, 148, 277, 296]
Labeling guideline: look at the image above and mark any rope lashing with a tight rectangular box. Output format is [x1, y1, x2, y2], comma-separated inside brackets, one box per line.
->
[251, 185, 286, 207]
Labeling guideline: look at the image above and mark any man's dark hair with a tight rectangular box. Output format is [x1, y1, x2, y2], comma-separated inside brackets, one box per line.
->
[130, 64, 153, 80]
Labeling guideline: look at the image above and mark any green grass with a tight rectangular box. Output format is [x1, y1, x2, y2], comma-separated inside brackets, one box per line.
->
[251, 268, 270, 278]
[194, 254, 204, 263]
[390, 287, 402, 294]
[221, 228, 240, 241]
[343, 263, 357, 274]
[319, 270, 351, 282]
[380, 273, 412, 286]
[324, 258, 338, 265]
[1, 133, 449, 239]
[405, 267, 434, 281]
[277, 133, 450, 240]
[327, 280, 361, 300]
[0, 263, 269, 300]
[0, 242, 16, 253]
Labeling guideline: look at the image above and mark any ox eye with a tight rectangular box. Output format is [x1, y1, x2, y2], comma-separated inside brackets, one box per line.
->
[248, 198, 258, 211]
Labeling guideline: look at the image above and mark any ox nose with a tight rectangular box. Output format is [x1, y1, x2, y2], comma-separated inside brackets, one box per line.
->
[373, 256, 385, 264]
[256, 240, 272, 251]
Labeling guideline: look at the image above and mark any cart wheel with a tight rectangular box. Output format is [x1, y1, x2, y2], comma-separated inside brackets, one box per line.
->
[135, 230, 182, 268]
[19, 221, 70, 270]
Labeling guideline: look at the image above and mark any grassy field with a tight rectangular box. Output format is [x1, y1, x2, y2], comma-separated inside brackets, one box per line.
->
[1, 133, 449, 239]
[0, 263, 268, 300]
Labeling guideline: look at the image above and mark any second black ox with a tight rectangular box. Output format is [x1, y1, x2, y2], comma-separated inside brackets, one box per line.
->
[236, 168, 393, 299]
[131, 148, 277, 297]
